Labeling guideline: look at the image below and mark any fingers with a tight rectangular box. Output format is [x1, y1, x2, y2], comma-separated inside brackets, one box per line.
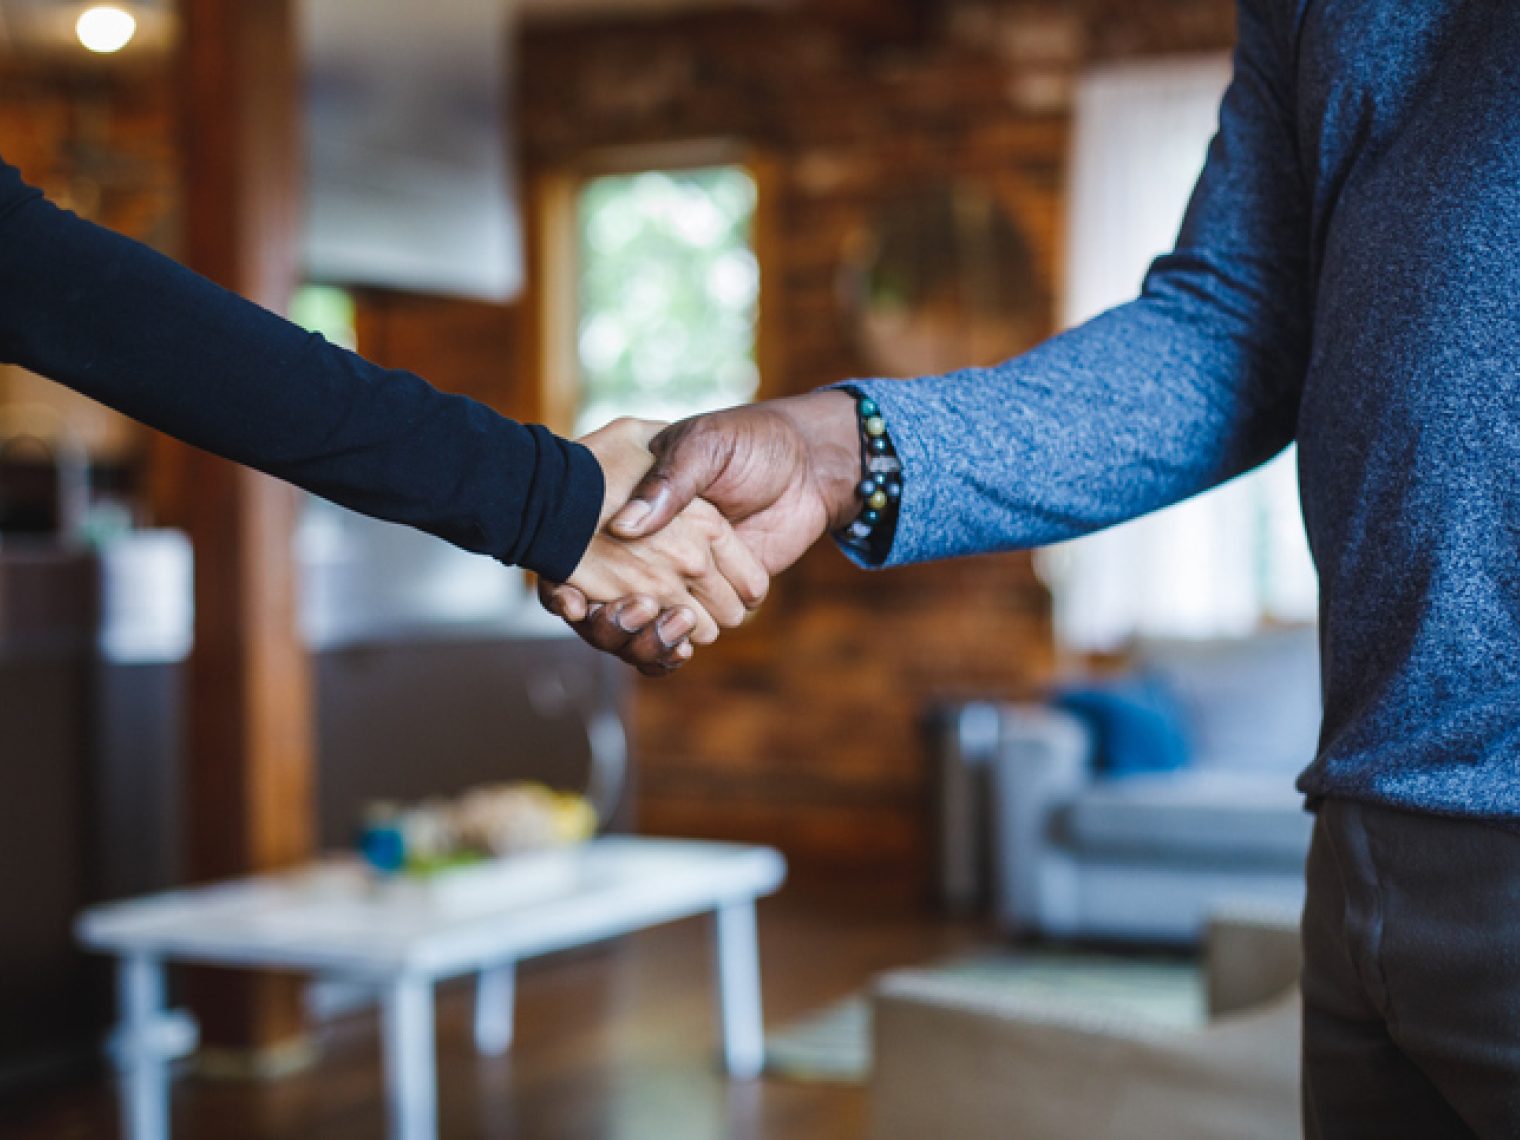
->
[652, 497, 767, 622]
[687, 573, 745, 639]
[680, 530, 758, 631]
[685, 595, 722, 646]
[611, 418, 729, 539]
[631, 622, 696, 676]
[575, 596, 659, 653]
[581, 598, 699, 675]
[708, 519, 770, 610]
[539, 581, 698, 675]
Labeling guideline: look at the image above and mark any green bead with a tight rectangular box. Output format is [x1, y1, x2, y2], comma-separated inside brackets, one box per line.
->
[864, 416, 886, 438]
[858, 398, 879, 418]
[868, 489, 889, 511]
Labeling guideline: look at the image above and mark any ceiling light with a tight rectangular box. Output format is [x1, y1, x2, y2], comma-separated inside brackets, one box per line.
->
[76, 5, 137, 54]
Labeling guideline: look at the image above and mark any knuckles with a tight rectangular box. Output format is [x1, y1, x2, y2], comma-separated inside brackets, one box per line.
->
[741, 573, 770, 609]
[671, 542, 714, 581]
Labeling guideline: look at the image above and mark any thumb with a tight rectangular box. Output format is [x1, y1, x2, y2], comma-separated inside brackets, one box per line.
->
[610, 419, 726, 538]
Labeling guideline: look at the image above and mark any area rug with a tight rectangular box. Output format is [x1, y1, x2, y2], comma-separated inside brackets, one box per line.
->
[762, 948, 1204, 1084]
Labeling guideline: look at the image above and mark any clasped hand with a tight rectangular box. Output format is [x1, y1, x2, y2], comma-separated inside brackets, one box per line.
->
[545, 392, 863, 675]
[558, 417, 769, 665]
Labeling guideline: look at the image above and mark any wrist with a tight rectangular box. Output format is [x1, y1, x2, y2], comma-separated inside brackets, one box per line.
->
[832, 388, 902, 563]
[772, 390, 862, 531]
[578, 418, 664, 527]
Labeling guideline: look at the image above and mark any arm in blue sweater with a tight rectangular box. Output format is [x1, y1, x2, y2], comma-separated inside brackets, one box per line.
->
[852, 0, 1312, 567]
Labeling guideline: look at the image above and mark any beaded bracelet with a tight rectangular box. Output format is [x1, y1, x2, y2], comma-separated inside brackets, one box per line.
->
[836, 391, 903, 561]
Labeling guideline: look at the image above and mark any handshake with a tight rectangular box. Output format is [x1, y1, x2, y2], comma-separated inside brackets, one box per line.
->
[543, 390, 865, 675]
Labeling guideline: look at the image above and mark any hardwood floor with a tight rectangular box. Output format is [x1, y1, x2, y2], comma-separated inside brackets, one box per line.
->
[3, 885, 985, 1140]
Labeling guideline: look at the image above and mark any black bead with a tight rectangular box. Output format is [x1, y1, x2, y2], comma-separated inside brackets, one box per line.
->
[863, 509, 881, 525]
[870, 436, 888, 454]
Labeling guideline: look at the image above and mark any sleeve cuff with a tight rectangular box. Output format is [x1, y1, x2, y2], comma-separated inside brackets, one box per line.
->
[517, 437, 604, 582]
[826, 378, 939, 569]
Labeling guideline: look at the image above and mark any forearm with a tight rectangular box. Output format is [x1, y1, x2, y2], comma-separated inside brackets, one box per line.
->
[851, 287, 1302, 567]
[848, 0, 1310, 568]
[0, 168, 600, 579]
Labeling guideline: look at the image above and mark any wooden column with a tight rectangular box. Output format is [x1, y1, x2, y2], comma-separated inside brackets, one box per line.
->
[175, 0, 315, 1061]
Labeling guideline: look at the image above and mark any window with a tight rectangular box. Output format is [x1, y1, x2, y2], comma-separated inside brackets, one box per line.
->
[572, 165, 760, 434]
[290, 284, 357, 350]
[1038, 57, 1318, 650]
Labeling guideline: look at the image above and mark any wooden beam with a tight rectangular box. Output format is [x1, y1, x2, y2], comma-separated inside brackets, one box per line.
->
[517, 168, 578, 435]
[175, 0, 315, 1060]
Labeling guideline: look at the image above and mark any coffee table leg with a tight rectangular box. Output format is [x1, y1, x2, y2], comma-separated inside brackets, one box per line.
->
[381, 976, 438, 1140]
[474, 963, 516, 1056]
[714, 899, 764, 1079]
[117, 953, 170, 1140]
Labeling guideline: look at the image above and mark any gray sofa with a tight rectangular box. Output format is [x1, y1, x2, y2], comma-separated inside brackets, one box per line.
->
[983, 628, 1320, 943]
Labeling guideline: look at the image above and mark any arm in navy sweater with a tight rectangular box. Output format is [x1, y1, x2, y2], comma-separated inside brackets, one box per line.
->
[0, 156, 601, 581]
[851, 0, 1312, 567]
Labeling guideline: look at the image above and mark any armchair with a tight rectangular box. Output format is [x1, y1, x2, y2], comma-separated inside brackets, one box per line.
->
[975, 629, 1319, 942]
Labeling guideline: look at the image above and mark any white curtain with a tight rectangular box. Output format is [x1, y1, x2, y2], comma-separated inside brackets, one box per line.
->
[1038, 57, 1318, 650]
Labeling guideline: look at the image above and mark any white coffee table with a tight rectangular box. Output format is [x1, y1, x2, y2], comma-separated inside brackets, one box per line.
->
[77, 837, 787, 1140]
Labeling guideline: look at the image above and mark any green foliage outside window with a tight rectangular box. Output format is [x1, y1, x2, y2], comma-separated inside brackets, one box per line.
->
[290, 284, 357, 350]
[575, 166, 760, 434]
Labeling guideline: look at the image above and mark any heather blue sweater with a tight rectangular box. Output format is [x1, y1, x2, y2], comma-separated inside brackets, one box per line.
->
[0, 157, 602, 581]
[854, 0, 1520, 822]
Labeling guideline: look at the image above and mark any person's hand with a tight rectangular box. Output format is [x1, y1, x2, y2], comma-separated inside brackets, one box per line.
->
[544, 391, 864, 671]
[612, 391, 862, 571]
[559, 417, 770, 648]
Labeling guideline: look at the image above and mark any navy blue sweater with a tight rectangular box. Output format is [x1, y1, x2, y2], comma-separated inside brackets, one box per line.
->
[855, 1, 1520, 821]
[0, 156, 602, 582]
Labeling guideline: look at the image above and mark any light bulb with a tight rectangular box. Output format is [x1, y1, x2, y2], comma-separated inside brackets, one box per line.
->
[76, 6, 137, 54]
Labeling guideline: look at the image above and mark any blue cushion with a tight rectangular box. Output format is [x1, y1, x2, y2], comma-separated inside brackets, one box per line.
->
[1054, 676, 1192, 777]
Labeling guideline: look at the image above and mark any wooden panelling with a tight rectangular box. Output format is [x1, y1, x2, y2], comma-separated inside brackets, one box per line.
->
[352, 291, 533, 417]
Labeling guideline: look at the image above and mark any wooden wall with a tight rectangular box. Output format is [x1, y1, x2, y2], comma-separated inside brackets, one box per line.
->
[352, 292, 535, 415]
[0, 57, 178, 461]
[0, 58, 178, 245]
[516, 0, 1236, 888]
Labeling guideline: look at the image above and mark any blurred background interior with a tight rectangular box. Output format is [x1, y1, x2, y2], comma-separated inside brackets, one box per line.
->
[0, 1, 1317, 1137]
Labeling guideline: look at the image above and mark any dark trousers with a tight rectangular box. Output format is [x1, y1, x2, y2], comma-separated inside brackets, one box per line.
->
[1302, 798, 1520, 1138]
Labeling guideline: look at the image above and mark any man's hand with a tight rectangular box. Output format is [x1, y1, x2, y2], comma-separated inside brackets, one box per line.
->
[564, 417, 770, 647]
[612, 391, 862, 569]
[544, 391, 863, 672]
